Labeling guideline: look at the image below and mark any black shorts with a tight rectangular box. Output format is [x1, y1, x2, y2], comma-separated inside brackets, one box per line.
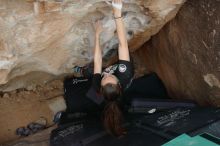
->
[63, 77, 101, 113]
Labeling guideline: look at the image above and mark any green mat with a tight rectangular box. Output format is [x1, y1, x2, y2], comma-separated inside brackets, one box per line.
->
[162, 133, 220, 146]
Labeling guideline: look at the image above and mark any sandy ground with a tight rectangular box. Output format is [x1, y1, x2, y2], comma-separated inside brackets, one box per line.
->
[0, 80, 64, 144]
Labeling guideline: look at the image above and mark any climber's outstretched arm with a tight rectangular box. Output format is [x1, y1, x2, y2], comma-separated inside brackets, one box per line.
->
[113, 0, 130, 61]
[93, 21, 103, 74]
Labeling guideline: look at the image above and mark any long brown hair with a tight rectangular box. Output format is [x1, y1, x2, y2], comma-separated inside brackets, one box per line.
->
[101, 83, 126, 137]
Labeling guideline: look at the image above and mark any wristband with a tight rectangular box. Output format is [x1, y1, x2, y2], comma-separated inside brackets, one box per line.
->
[114, 16, 123, 19]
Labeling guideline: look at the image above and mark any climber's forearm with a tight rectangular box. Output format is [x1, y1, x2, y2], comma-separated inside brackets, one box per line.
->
[115, 17, 130, 61]
[93, 34, 102, 74]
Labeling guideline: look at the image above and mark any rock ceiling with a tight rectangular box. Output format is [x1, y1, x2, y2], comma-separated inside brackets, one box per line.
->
[0, 0, 185, 91]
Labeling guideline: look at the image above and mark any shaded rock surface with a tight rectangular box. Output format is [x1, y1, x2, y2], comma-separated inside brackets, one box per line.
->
[0, 0, 185, 91]
[137, 0, 220, 106]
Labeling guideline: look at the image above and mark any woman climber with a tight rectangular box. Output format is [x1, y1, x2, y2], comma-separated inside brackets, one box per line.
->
[69, 0, 134, 137]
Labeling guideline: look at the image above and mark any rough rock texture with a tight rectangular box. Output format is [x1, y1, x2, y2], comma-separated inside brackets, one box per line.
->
[0, 0, 185, 91]
[136, 0, 220, 106]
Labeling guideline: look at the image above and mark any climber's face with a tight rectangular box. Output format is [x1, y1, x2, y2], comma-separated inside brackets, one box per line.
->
[101, 74, 118, 86]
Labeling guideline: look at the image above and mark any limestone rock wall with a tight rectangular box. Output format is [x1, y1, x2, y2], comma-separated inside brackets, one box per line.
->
[0, 0, 185, 91]
[137, 0, 220, 106]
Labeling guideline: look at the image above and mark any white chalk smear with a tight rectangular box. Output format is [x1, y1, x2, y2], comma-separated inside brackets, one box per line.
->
[0, 60, 13, 69]
[203, 74, 220, 88]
